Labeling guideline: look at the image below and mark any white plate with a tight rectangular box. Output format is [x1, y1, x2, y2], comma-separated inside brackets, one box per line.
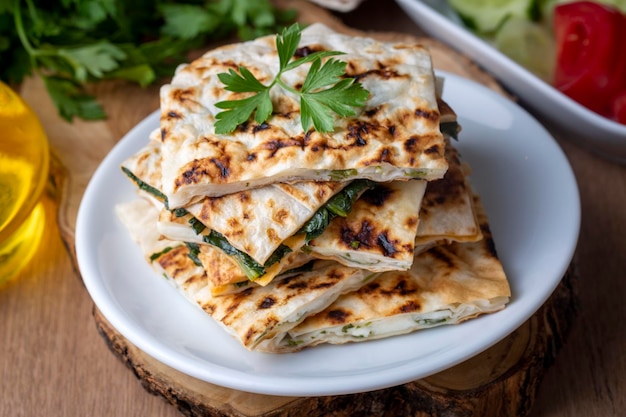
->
[396, 0, 626, 162]
[76, 72, 580, 397]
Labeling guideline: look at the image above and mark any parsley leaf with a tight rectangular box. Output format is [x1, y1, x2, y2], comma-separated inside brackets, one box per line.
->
[214, 23, 369, 134]
[215, 90, 271, 133]
[43, 76, 106, 121]
[58, 41, 127, 82]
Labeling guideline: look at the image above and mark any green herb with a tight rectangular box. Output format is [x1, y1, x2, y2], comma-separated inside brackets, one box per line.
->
[341, 324, 354, 333]
[184, 242, 203, 267]
[201, 229, 292, 280]
[202, 230, 265, 279]
[1, 0, 295, 121]
[173, 208, 188, 217]
[149, 246, 176, 262]
[440, 121, 460, 140]
[214, 23, 369, 134]
[188, 217, 206, 235]
[328, 169, 358, 180]
[121, 166, 168, 208]
[405, 169, 428, 179]
[298, 179, 376, 242]
[286, 338, 304, 347]
[263, 244, 292, 267]
[416, 317, 448, 326]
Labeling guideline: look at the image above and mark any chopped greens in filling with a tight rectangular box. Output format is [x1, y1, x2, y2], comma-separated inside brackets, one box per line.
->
[299, 179, 375, 242]
[121, 167, 168, 208]
[415, 317, 448, 326]
[149, 246, 176, 262]
[440, 121, 460, 140]
[404, 169, 428, 178]
[328, 168, 358, 180]
[184, 242, 203, 267]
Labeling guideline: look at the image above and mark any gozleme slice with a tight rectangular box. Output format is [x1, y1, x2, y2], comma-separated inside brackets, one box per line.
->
[160, 23, 447, 207]
[306, 179, 427, 271]
[259, 196, 510, 352]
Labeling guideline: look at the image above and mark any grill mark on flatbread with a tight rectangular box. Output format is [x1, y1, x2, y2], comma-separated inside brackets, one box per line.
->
[397, 300, 421, 313]
[360, 184, 394, 206]
[158, 246, 189, 277]
[339, 221, 401, 257]
[427, 246, 457, 269]
[171, 87, 202, 109]
[346, 121, 375, 147]
[350, 68, 406, 81]
[294, 44, 325, 58]
[415, 108, 439, 122]
[377, 232, 400, 256]
[253, 123, 271, 133]
[327, 308, 351, 324]
[166, 110, 182, 120]
[334, 185, 406, 257]
[425, 144, 442, 154]
[263, 137, 305, 158]
[258, 297, 276, 309]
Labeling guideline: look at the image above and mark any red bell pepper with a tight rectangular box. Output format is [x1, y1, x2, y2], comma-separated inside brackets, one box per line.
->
[553, 1, 626, 123]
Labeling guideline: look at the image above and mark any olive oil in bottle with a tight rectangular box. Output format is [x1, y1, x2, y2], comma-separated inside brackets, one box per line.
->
[0, 81, 49, 286]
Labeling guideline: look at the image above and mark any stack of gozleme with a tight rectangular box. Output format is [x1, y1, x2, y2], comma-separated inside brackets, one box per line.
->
[117, 24, 510, 352]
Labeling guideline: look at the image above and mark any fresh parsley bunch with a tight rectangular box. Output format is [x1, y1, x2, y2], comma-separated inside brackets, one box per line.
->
[214, 23, 370, 134]
[0, 0, 295, 121]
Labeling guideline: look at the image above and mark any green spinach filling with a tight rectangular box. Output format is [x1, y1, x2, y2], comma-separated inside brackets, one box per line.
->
[440, 121, 460, 140]
[121, 166, 168, 208]
[298, 179, 375, 242]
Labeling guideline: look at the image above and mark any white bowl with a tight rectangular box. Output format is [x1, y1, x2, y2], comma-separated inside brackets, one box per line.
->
[396, 0, 626, 163]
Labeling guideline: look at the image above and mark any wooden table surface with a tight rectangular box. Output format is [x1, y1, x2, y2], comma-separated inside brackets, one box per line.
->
[1, 2, 624, 416]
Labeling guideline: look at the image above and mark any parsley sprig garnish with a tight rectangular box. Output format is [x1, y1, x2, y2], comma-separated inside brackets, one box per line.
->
[214, 23, 370, 134]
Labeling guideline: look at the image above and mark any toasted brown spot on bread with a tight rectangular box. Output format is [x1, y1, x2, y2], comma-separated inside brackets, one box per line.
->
[396, 300, 421, 314]
[361, 185, 394, 207]
[294, 45, 325, 58]
[326, 308, 351, 324]
[258, 297, 276, 309]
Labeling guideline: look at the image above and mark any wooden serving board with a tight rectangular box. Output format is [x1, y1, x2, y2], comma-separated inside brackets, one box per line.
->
[20, 1, 578, 416]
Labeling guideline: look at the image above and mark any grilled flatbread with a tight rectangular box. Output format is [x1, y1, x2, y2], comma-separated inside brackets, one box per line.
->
[117, 197, 380, 351]
[414, 142, 482, 252]
[306, 179, 427, 271]
[259, 195, 510, 352]
[160, 23, 448, 207]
